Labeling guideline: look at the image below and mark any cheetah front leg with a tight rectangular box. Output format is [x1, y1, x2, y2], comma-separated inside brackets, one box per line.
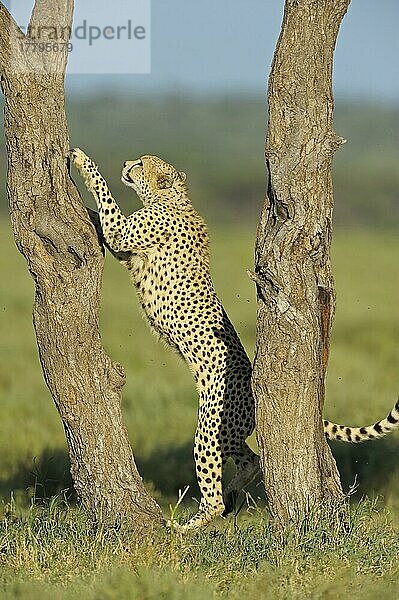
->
[69, 148, 132, 254]
[70, 149, 170, 257]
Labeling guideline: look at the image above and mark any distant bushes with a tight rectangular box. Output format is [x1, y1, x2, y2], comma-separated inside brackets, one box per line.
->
[1, 95, 397, 227]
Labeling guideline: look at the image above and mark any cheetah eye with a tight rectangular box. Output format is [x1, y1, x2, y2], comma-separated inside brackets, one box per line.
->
[129, 159, 143, 171]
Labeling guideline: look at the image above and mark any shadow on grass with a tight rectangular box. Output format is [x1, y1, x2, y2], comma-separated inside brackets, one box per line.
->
[0, 448, 74, 505]
[137, 442, 199, 502]
[0, 444, 198, 507]
[1, 437, 397, 508]
[138, 436, 399, 507]
[331, 436, 399, 498]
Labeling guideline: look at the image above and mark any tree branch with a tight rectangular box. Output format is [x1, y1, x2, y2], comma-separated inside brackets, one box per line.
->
[0, 0, 73, 80]
[29, 0, 74, 32]
[0, 2, 25, 78]
[28, 0, 73, 73]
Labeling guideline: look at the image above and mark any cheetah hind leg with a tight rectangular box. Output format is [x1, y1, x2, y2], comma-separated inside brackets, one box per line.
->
[168, 424, 225, 533]
[222, 445, 260, 517]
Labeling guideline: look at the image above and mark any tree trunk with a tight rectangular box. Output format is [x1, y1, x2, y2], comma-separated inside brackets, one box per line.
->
[252, 0, 350, 526]
[0, 1, 163, 532]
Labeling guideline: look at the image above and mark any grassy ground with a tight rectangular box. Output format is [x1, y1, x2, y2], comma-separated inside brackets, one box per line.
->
[0, 217, 399, 597]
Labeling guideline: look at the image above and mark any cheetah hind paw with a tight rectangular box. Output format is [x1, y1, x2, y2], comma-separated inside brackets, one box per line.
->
[167, 504, 225, 533]
[166, 519, 188, 534]
[222, 490, 238, 517]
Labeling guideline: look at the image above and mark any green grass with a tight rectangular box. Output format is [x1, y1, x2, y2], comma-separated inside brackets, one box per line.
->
[1, 217, 399, 597]
[0, 500, 398, 599]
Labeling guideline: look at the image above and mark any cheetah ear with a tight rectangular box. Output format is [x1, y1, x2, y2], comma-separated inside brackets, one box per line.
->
[179, 171, 187, 183]
[157, 174, 173, 189]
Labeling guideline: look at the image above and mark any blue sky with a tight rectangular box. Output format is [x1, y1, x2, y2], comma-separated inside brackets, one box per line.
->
[8, 0, 399, 102]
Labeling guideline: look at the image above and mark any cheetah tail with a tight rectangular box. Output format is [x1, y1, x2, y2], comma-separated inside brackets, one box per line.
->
[324, 398, 399, 443]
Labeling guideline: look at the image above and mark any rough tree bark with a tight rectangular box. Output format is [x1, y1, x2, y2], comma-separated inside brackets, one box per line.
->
[252, 0, 350, 526]
[0, 1, 163, 531]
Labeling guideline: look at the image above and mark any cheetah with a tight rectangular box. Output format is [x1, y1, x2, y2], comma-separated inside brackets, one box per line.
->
[69, 148, 399, 532]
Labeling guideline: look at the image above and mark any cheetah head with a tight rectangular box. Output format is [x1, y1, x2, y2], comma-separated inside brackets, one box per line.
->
[121, 155, 187, 205]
